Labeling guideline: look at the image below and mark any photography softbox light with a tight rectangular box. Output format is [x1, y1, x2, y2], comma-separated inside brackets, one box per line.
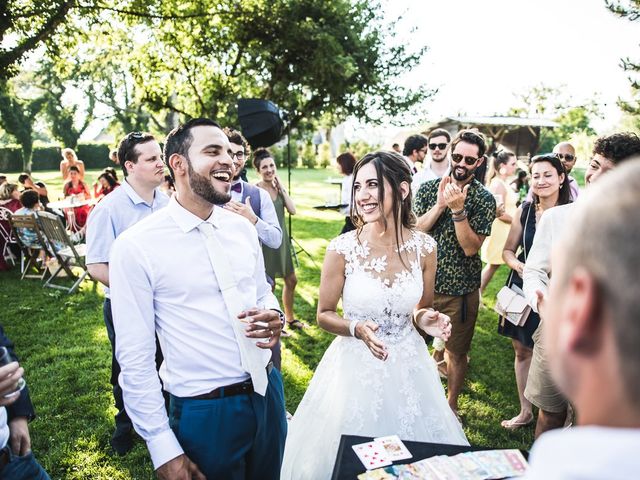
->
[237, 99, 286, 148]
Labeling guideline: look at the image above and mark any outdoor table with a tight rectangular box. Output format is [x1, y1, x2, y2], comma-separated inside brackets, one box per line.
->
[313, 203, 348, 211]
[47, 197, 96, 232]
[331, 434, 528, 479]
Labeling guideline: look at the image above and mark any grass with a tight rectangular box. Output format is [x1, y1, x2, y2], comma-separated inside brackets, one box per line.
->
[1, 167, 534, 478]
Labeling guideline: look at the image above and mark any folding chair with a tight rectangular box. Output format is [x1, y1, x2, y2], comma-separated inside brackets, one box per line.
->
[0, 207, 18, 266]
[8, 214, 50, 281]
[36, 211, 91, 294]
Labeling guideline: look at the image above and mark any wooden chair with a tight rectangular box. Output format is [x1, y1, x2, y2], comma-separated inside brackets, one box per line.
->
[8, 214, 50, 281]
[36, 211, 92, 294]
[0, 206, 18, 267]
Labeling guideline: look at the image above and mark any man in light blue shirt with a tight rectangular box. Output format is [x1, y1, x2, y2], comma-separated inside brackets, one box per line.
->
[86, 131, 169, 456]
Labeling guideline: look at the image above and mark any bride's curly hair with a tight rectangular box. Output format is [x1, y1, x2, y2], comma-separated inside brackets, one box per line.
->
[351, 151, 416, 248]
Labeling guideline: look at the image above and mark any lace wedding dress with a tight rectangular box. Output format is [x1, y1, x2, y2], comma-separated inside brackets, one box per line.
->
[280, 230, 468, 479]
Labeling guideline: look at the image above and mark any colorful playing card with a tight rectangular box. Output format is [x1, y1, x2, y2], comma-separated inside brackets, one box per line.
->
[353, 441, 393, 470]
[375, 435, 413, 461]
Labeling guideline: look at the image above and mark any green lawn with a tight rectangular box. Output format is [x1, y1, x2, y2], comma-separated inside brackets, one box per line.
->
[1, 168, 534, 479]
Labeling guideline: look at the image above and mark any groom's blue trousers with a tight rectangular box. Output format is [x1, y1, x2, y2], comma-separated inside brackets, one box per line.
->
[169, 367, 287, 480]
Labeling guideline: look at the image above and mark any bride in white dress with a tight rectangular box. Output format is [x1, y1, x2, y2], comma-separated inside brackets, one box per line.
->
[280, 151, 468, 479]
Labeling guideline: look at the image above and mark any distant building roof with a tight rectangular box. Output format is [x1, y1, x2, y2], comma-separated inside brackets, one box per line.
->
[430, 116, 559, 129]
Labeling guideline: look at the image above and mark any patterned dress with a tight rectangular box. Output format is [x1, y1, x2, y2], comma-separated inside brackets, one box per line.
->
[280, 230, 468, 479]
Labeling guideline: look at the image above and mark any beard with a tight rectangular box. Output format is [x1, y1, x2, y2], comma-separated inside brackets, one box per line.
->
[188, 161, 231, 205]
[452, 164, 476, 182]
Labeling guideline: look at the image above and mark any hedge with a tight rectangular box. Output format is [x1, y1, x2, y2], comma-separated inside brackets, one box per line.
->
[0, 142, 112, 173]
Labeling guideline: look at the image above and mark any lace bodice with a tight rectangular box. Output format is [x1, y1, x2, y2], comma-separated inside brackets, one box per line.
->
[328, 230, 436, 344]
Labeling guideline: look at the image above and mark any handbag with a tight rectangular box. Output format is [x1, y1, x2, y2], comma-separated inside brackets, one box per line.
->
[494, 284, 531, 326]
[494, 202, 534, 327]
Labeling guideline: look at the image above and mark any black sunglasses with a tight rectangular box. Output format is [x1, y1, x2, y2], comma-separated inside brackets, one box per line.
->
[556, 153, 576, 162]
[429, 143, 448, 150]
[451, 153, 480, 166]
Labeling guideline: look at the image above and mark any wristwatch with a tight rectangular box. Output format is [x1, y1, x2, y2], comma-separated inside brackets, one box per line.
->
[271, 309, 286, 326]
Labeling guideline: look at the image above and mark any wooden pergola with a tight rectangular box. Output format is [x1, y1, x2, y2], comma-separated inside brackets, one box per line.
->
[426, 116, 559, 159]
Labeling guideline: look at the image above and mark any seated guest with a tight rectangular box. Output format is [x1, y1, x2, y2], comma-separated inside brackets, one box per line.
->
[63, 166, 91, 231]
[0, 175, 6, 186]
[17, 173, 49, 208]
[13, 191, 43, 249]
[523, 159, 640, 479]
[104, 167, 119, 183]
[0, 183, 23, 271]
[93, 172, 120, 201]
[0, 324, 50, 479]
[0, 183, 22, 212]
[59, 148, 85, 182]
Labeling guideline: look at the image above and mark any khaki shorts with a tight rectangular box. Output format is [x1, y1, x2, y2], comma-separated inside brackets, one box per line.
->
[524, 323, 568, 413]
[435, 290, 480, 356]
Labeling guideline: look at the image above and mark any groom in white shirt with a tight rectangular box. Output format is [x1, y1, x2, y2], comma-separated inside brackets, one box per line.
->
[109, 118, 287, 480]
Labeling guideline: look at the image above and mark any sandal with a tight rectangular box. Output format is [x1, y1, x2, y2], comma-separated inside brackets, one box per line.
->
[280, 329, 291, 338]
[287, 319, 308, 330]
[501, 414, 534, 431]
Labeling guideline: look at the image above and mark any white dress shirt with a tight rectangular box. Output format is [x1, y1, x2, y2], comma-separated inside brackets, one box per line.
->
[229, 180, 282, 249]
[109, 196, 280, 469]
[523, 426, 640, 479]
[523, 204, 573, 312]
[86, 179, 169, 297]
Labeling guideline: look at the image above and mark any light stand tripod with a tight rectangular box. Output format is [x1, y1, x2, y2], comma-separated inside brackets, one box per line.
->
[284, 124, 318, 269]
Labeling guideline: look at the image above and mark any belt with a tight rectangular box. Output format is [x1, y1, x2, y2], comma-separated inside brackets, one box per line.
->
[190, 362, 273, 400]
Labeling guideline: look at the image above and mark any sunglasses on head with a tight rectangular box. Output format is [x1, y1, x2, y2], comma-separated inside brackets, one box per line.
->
[429, 143, 448, 150]
[556, 153, 575, 162]
[451, 153, 479, 165]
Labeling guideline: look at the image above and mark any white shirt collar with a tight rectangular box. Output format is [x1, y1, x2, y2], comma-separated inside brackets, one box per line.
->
[167, 195, 220, 233]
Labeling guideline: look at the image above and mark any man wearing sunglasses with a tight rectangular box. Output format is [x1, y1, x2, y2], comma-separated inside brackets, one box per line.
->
[411, 128, 451, 193]
[414, 130, 496, 419]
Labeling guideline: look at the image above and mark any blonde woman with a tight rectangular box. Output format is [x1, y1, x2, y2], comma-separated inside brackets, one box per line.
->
[60, 148, 85, 181]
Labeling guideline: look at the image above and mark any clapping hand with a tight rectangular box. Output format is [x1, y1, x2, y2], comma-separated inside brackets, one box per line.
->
[354, 320, 388, 361]
[443, 181, 469, 212]
[417, 309, 452, 341]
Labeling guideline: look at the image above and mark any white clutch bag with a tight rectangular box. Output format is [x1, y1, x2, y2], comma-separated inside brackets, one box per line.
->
[494, 284, 531, 327]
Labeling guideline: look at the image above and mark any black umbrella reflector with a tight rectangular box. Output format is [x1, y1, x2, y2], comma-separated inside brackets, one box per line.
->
[237, 99, 286, 148]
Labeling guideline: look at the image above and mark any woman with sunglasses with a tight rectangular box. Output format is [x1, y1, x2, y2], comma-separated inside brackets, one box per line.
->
[499, 153, 572, 430]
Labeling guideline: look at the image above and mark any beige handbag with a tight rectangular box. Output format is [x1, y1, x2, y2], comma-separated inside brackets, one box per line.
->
[494, 285, 531, 326]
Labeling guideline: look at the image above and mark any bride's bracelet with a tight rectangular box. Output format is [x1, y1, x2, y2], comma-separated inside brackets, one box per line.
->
[349, 320, 361, 338]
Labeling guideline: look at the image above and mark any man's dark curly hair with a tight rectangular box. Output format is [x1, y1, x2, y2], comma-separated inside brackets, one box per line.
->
[593, 132, 640, 164]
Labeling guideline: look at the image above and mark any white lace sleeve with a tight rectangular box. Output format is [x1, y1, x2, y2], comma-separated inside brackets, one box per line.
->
[419, 232, 437, 256]
[327, 231, 357, 256]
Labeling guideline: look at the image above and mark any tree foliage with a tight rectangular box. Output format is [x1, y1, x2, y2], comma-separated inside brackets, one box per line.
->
[0, 79, 45, 171]
[606, 0, 640, 117]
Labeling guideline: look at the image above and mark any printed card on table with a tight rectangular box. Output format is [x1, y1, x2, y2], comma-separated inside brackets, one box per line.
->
[472, 449, 528, 479]
[376, 435, 413, 461]
[353, 441, 393, 471]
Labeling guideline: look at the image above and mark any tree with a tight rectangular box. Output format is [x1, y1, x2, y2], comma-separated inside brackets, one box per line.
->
[0, 1, 75, 79]
[606, 0, 640, 117]
[127, 0, 432, 130]
[0, 79, 45, 171]
[39, 61, 96, 148]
